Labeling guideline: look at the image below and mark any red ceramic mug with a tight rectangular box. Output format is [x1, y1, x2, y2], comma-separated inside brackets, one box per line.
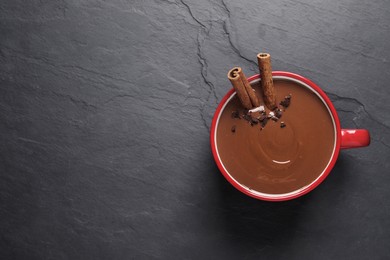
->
[210, 71, 370, 201]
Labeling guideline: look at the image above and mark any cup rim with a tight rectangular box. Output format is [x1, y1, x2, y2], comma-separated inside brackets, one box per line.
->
[210, 71, 342, 201]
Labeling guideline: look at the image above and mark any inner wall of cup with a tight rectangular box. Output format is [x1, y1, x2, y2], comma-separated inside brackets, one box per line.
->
[214, 76, 337, 199]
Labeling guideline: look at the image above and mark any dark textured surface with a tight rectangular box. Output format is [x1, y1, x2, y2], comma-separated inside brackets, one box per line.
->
[1, 0, 390, 259]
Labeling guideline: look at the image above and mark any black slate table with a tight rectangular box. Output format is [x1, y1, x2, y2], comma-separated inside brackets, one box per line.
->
[1, 0, 390, 259]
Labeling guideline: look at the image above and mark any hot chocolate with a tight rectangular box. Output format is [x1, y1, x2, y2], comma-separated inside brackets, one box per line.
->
[216, 78, 335, 195]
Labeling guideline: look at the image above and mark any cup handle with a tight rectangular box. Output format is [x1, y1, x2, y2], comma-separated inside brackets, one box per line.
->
[340, 129, 370, 149]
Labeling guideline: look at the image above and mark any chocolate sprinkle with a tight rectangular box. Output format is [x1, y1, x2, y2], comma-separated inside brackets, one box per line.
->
[231, 125, 236, 133]
[280, 122, 286, 128]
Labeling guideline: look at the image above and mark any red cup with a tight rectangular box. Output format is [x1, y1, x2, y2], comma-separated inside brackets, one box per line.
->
[210, 71, 370, 201]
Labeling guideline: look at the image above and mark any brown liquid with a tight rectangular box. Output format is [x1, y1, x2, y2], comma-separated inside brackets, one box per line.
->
[216, 79, 335, 194]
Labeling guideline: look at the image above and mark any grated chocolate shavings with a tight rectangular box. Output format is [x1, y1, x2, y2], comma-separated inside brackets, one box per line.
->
[229, 94, 291, 132]
[231, 110, 240, 119]
[280, 94, 292, 108]
[274, 108, 283, 119]
[250, 118, 259, 126]
[258, 114, 267, 122]
[243, 114, 252, 122]
[261, 118, 269, 128]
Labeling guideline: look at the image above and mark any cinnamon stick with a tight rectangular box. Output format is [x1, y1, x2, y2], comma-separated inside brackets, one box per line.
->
[227, 67, 253, 109]
[237, 68, 260, 108]
[257, 53, 277, 110]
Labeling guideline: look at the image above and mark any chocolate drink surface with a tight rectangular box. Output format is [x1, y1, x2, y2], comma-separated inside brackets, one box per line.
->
[216, 79, 335, 194]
